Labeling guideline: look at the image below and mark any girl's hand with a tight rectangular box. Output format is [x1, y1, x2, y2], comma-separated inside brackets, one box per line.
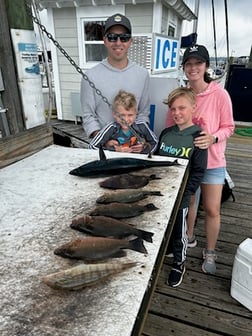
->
[194, 131, 215, 149]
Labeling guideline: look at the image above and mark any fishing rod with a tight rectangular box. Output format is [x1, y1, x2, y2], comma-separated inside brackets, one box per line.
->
[26, 1, 145, 145]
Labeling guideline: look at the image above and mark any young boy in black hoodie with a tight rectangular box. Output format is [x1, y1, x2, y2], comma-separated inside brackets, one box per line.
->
[156, 87, 207, 287]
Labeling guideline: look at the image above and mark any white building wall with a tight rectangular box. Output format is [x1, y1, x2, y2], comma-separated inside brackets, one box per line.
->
[126, 4, 153, 34]
[53, 8, 80, 121]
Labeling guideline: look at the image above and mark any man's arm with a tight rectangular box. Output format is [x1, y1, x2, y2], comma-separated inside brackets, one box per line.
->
[80, 77, 101, 138]
[136, 71, 150, 124]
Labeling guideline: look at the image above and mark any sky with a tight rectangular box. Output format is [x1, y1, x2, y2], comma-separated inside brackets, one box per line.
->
[183, 0, 252, 58]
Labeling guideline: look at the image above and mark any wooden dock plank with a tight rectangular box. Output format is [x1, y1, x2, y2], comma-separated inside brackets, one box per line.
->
[141, 134, 252, 336]
[0, 123, 53, 168]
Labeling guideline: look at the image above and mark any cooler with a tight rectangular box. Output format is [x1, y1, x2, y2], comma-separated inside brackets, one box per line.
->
[231, 238, 252, 311]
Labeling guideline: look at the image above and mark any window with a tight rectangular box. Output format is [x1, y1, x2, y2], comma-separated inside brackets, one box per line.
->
[82, 19, 107, 63]
[168, 25, 175, 37]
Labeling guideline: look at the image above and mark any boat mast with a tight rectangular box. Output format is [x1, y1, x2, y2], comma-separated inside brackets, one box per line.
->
[211, 0, 218, 68]
[224, 0, 230, 60]
[192, 0, 200, 35]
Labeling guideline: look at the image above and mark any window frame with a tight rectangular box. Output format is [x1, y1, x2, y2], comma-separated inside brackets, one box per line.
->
[80, 17, 107, 67]
[76, 6, 125, 69]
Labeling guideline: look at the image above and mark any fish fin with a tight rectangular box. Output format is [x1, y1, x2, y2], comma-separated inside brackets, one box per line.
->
[149, 191, 163, 196]
[72, 223, 94, 235]
[149, 174, 161, 180]
[111, 250, 127, 258]
[138, 229, 154, 243]
[85, 223, 95, 232]
[129, 237, 147, 254]
[99, 146, 107, 161]
[145, 203, 159, 211]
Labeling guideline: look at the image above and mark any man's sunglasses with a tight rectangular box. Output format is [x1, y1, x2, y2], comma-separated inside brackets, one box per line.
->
[106, 33, 131, 43]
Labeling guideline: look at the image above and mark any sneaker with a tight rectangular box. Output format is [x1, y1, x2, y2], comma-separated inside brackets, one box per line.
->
[167, 262, 185, 287]
[202, 249, 217, 274]
[187, 235, 197, 248]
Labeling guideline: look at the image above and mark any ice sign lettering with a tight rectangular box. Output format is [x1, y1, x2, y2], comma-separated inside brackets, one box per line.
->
[153, 35, 179, 73]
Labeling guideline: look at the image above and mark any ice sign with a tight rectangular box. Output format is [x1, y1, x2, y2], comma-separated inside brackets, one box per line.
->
[152, 34, 179, 74]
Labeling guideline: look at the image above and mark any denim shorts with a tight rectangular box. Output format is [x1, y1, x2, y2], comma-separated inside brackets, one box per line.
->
[201, 167, 226, 184]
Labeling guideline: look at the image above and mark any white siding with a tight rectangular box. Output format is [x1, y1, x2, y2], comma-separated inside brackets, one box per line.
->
[53, 8, 81, 121]
[126, 4, 153, 34]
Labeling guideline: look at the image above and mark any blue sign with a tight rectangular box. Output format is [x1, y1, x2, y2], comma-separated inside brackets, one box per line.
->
[152, 34, 179, 74]
[18, 43, 37, 52]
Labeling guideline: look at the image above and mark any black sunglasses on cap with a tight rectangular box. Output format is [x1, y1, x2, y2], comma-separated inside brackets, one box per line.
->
[106, 33, 131, 43]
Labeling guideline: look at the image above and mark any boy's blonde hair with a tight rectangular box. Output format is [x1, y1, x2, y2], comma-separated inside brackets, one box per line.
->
[164, 87, 196, 108]
[113, 90, 137, 112]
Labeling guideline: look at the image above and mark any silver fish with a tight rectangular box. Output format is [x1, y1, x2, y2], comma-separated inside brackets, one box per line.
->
[70, 215, 154, 242]
[88, 202, 159, 218]
[96, 189, 163, 204]
[69, 146, 179, 177]
[54, 236, 147, 261]
[43, 262, 138, 290]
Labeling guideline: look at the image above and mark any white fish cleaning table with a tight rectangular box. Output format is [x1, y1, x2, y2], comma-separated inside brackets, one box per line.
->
[0, 145, 189, 336]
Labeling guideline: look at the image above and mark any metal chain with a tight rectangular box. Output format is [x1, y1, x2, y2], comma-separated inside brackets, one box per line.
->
[26, 1, 112, 109]
[25, 1, 145, 144]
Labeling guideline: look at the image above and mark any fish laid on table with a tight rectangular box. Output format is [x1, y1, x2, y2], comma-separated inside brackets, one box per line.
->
[70, 215, 154, 242]
[88, 202, 158, 219]
[96, 189, 163, 204]
[99, 173, 161, 189]
[69, 146, 179, 177]
[54, 236, 147, 261]
[43, 261, 138, 290]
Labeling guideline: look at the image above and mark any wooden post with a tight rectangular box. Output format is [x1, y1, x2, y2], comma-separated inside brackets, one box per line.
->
[0, 0, 40, 136]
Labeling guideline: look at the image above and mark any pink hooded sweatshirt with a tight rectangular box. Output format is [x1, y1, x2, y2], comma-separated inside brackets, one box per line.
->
[166, 81, 235, 169]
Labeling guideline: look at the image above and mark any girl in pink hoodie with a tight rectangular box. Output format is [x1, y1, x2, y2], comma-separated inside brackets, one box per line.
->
[166, 45, 234, 274]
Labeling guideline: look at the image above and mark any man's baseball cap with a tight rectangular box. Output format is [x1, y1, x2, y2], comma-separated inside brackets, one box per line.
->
[182, 45, 210, 65]
[104, 13, 132, 35]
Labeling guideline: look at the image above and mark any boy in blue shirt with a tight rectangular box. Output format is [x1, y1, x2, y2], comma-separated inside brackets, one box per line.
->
[89, 90, 157, 154]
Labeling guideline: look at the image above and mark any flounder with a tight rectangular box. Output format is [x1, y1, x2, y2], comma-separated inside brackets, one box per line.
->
[43, 262, 138, 290]
[99, 173, 161, 189]
[70, 215, 154, 242]
[96, 189, 163, 204]
[54, 236, 147, 261]
[88, 202, 158, 218]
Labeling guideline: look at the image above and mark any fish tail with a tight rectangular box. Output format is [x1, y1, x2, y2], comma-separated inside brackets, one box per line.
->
[138, 229, 154, 243]
[145, 203, 159, 211]
[129, 237, 147, 254]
